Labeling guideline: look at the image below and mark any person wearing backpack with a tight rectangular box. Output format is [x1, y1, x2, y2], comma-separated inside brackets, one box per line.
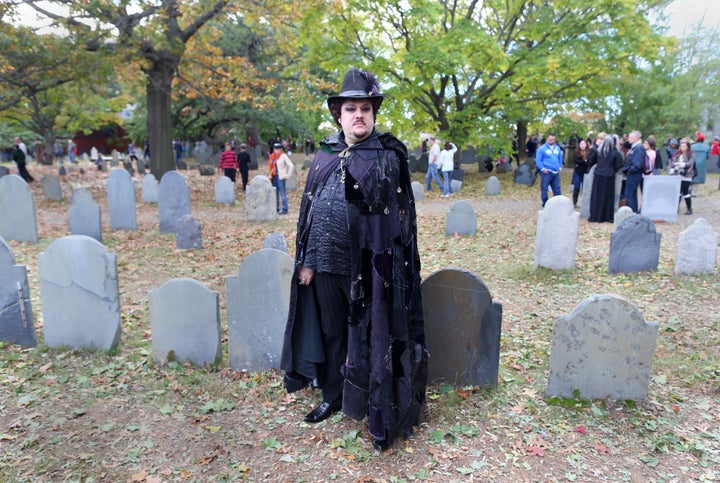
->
[12, 137, 34, 182]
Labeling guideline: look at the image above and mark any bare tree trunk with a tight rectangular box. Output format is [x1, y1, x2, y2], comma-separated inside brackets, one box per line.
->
[147, 62, 176, 179]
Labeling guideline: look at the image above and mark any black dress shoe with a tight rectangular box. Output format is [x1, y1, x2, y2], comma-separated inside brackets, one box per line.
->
[372, 437, 390, 452]
[303, 401, 340, 423]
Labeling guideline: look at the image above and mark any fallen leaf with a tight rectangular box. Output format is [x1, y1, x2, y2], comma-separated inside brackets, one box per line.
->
[572, 426, 587, 435]
[130, 469, 147, 481]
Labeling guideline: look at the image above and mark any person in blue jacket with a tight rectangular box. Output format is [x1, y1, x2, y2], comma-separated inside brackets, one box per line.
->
[535, 133, 563, 206]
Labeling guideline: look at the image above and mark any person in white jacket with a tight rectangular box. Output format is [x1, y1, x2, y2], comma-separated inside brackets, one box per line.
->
[439, 141, 457, 197]
[276, 144, 295, 214]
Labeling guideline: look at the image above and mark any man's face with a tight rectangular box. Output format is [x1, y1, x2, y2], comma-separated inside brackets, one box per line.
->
[546, 135, 556, 145]
[628, 132, 640, 144]
[340, 100, 374, 145]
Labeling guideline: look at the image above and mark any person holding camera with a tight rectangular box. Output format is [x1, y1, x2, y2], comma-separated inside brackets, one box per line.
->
[669, 137, 696, 215]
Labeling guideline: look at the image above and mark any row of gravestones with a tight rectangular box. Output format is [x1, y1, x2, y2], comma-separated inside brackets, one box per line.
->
[0, 170, 297, 247]
[0, 234, 661, 400]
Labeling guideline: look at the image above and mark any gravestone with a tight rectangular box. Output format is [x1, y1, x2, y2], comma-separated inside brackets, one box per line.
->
[226, 248, 294, 371]
[0, 166, 9, 178]
[176, 160, 188, 170]
[608, 215, 661, 274]
[38, 235, 121, 351]
[149, 278, 221, 366]
[446, 200, 476, 236]
[411, 181, 425, 201]
[495, 162, 511, 174]
[141, 173, 158, 203]
[546, 294, 658, 400]
[535, 196, 579, 270]
[417, 152, 429, 173]
[513, 164, 536, 186]
[249, 146, 260, 170]
[640, 175, 682, 223]
[263, 232, 288, 252]
[579, 164, 596, 219]
[246, 175, 277, 222]
[286, 167, 298, 190]
[196, 145, 211, 165]
[478, 155, 493, 173]
[199, 165, 215, 176]
[485, 176, 500, 196]
[422, 268, 502, 386]
[110, 150, 120, 167]
[658, 149, 669, 171]
[0, 174, 38, 243]
[122, 159, 134, 176]
[41, 174, 63, 201]
[136, 157, 146, 174]
[613, 206, 634, 228]
[451, 169, 463, 193]
[708, 155, 719, 174]
[302, 158, 312, 170]
[459, 147, 477, 165]
[158, 171, 191, 232]
[0, 236, 36, 347]
[175, 214, 202, 249]
[674, 218, 718, 275]
[614, 173, 623, 213]
[69, 188, 102, 242]
[215, 176, 235, 205]
[58, 165, 67, 176]
[107, 168, 137, 231]
[408, 154, 419, 173]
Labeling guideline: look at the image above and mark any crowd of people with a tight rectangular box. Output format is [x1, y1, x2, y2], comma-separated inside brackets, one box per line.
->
[532, 129, 716, 221]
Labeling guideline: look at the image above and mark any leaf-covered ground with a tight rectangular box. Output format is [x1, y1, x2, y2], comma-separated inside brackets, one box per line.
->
[1, 159, 719, 482]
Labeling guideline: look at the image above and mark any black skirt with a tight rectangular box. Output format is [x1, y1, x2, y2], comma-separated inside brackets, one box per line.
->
[588, 174, 615, 223]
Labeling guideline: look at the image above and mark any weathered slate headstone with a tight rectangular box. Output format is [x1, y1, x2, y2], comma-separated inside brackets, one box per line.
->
[58, 165, 67, 176]
[613, 205, 634, 228]
[0, 236, 36, 347]
[149, 278, 221, 366]
[176, 160, 188, 170]
[0, 174, 38, 243]
[246, 175, 277, 222]
[640, 175, 682, 223]
[110, 150, 120, 167]
[175, 214, 202, 249]
[513, 164, 536, 186]
[608, 215, 661, 273]
[199, 165, 215, 176]
[408, 154, 419, 173]
[263, 232, 288, 252]
[141, 173, 158, 203]
[41, 174, 63, 201]
[38, 235, 121, 351]
[215, 176, 235, 204]
[417, 152, 429, 173]
[158, 171, 191, 232]
[535, 195, 579, 270]
[226, 248, 294, 371]
[136, 157, 146, 174]
[0, 166, 9, 178]
[422, 268, 502, 386]
[107, 168, 137, 231]
[495, 162, 511, 174]
[708, 155, 719, 174]
[69, 188, 102, 242]
[674, 218, 718, 275]
[485, 176, 501, 196]
[411, 181, 425, 201]
[579, 164, 596, 219]
[446, 200, 476, 235]
[459, 147, 477, 165]
[546, 294, 658, 400]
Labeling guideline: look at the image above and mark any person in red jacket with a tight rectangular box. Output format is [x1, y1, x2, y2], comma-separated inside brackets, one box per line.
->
[218, 142, 239, 182]
[711, 136, 720, 156]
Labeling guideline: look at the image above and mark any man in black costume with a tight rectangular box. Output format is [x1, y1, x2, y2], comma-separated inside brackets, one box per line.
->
[280, 68, 428, 452]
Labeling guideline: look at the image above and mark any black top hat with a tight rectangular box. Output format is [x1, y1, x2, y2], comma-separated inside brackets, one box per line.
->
[272, 142, 283, 149]
[327, 68, 384, 116]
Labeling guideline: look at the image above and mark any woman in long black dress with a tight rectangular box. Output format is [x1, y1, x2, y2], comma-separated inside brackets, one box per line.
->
[589, 134, 623, 223]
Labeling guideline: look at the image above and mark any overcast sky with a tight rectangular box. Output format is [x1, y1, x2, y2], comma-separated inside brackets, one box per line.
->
[662, 0, 720, 37]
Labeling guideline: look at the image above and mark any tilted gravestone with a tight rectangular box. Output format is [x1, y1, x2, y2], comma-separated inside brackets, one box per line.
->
[535, 195, 579, 270]
[0, 174, 38, 243]
[613, 205, 634, 228]
[40, 174, 63, 201]
[0, 166, 9, 178]
[640, 175, 682, 223]
[0, 236, 36, 347]
[107, 168, 137, 231]
[215, 176, 235, 205]
[411, 181, 425, 201]
[546, 294, 658, 400]
[485, 176, 500, 196]
[579, 164, 595, 219]
[69, 188, 102, 242]
[174, 214, 202, 249]
[141, 173, 158, 203]
[422, 268, 502, 386]
[263, 232, 288, 253]
[608, 215, 661, 274]
[513, 163, 536, 186]
[446, 200, 476, 236]
[226, 248, 294, 371]
[246, 175, 277, 222]
[38, 235, 121, 351]
[674, 218, 718, 275]
[149, 278, 221, 366]
[158, 171, 191, 232]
